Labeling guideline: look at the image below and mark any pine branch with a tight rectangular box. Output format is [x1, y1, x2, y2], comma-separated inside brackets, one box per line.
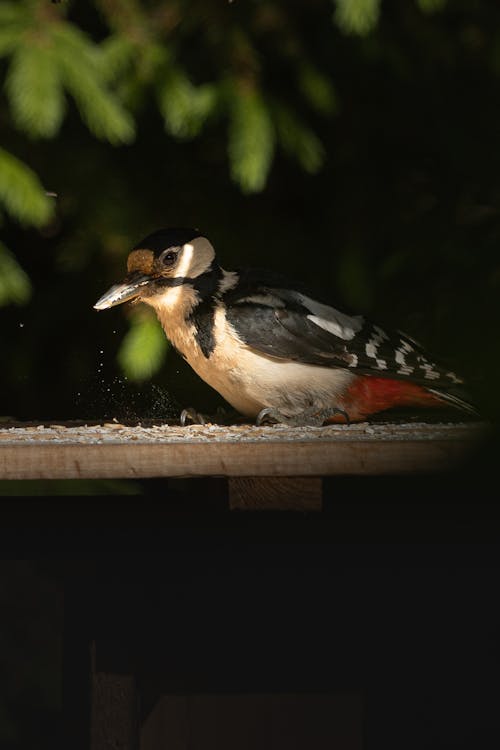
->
[272, 102, 324, 174]
[298, 63, 337, 116]
[418, 0, 447, 12]
[0, 241, 31, 307]
[228, 83, 275, 193]
[51, 23, 135, 144]
[333, 0, 381, 36]
[6, 43, 65, 138]
[0, 2, 27, 24]
[0, 1, 29, 57]
[0, 148, 54, 226]
[157, 64, 217, 139]
[98, 34, 137, 83]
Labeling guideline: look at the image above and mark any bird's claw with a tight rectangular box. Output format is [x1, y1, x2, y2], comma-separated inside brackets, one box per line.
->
[180, 407, 206, 426]
[256, 406, 350, 427]
[256, 407, 288, 426]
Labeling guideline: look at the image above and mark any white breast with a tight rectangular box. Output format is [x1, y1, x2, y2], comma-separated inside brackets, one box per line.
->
[147, 290, 354, 417]
[177, 306, 355, 417]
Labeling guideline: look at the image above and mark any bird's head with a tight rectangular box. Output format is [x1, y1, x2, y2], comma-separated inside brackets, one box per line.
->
[94, 228, 218, 313]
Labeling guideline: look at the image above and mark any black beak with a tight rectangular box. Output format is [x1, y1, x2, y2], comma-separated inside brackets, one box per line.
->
[93, 273, 151, 310]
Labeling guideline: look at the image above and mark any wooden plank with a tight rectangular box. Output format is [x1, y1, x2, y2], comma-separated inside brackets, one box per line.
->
[0, 422, 484, 480]
[142, 694, 363, 750]
[229, 477, 322, 510]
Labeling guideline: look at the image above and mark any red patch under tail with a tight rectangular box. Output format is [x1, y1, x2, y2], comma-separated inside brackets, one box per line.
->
[329, 376, 446, 423]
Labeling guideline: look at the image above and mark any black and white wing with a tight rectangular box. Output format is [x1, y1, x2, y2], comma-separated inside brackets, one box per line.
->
[222, 270, 465, 392]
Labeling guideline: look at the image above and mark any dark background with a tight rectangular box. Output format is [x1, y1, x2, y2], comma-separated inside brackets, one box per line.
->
[1, 2, 500, 748]
[1, 520, 500, 750]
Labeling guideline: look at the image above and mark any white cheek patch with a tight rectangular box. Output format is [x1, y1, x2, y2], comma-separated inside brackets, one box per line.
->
[174, 237, 215, 279]
[176, 242, 194, 278]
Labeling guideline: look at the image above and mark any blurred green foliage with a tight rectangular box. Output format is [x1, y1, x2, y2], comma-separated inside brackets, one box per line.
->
[0, 0, 499, 421]
[333, 0, 381, 36]
[117, 308, 169, 381]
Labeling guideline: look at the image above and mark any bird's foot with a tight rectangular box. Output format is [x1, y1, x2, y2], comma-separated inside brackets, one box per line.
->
[256, 405, 350, 427]
[180, 407, 206, 426]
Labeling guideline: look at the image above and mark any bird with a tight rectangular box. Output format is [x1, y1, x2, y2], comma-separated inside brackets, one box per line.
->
[94, 227, 477, 426]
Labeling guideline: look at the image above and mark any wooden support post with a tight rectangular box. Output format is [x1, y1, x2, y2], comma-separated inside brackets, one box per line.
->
[89, 642, 140, 750]
[63, 586, 91, 750]
[228, 476, 323, 510]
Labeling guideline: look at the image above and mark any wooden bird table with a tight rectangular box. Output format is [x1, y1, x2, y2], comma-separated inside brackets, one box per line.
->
[0, 419, 485, 507]
[0, 419, 492, 750]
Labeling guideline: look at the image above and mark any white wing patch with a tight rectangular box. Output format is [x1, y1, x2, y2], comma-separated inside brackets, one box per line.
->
[299, 293, 364, 341]
[237, 293, 286, 308]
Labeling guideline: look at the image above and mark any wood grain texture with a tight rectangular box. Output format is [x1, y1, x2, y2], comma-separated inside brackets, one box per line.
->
[0, 422, 484, 480]
[229, 477, 322, 510]
[90, 643, 139, 750]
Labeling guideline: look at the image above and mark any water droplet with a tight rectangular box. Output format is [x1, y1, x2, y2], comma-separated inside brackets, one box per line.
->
[19, 322, 24, 328]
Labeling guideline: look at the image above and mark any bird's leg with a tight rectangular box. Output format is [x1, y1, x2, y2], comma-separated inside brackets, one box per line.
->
[180, 407, 206, 426]
[256, 405, 350, 427]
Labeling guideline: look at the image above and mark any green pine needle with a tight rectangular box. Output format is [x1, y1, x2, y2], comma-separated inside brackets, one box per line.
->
[0, 241, 32, 306]
[157, 66, 217, 140]
[0, 2, 27, 25]
[52, 23, 135, 144]
[6, 44, 65, 139]
[0, 148, 54, 227]
[117, 313, 169, 381]
[98, 35, 136, 83]
[417, 0, 447, 12]
[0, 1, 28, 57]
[273, 103, 324, 174]
[333, 0, 381, 36]
[0, 27, 22, 58]
[298, 64, 337, 116]
[228, 85, 275, 193]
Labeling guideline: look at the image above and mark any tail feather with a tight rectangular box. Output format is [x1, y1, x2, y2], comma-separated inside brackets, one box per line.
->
[428, 388, 479, 417]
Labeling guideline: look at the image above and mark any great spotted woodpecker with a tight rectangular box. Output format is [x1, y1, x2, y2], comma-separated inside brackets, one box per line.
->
[94, 227, 476, 425]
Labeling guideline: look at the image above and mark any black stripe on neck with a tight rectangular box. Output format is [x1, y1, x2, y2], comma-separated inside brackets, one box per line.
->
[188, 266, 223, 359]
[154, 264, 222, 300]
[192, 264, 223, 300]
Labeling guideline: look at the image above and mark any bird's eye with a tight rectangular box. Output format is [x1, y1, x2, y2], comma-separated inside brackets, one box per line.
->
[161, 250, 177, 267]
